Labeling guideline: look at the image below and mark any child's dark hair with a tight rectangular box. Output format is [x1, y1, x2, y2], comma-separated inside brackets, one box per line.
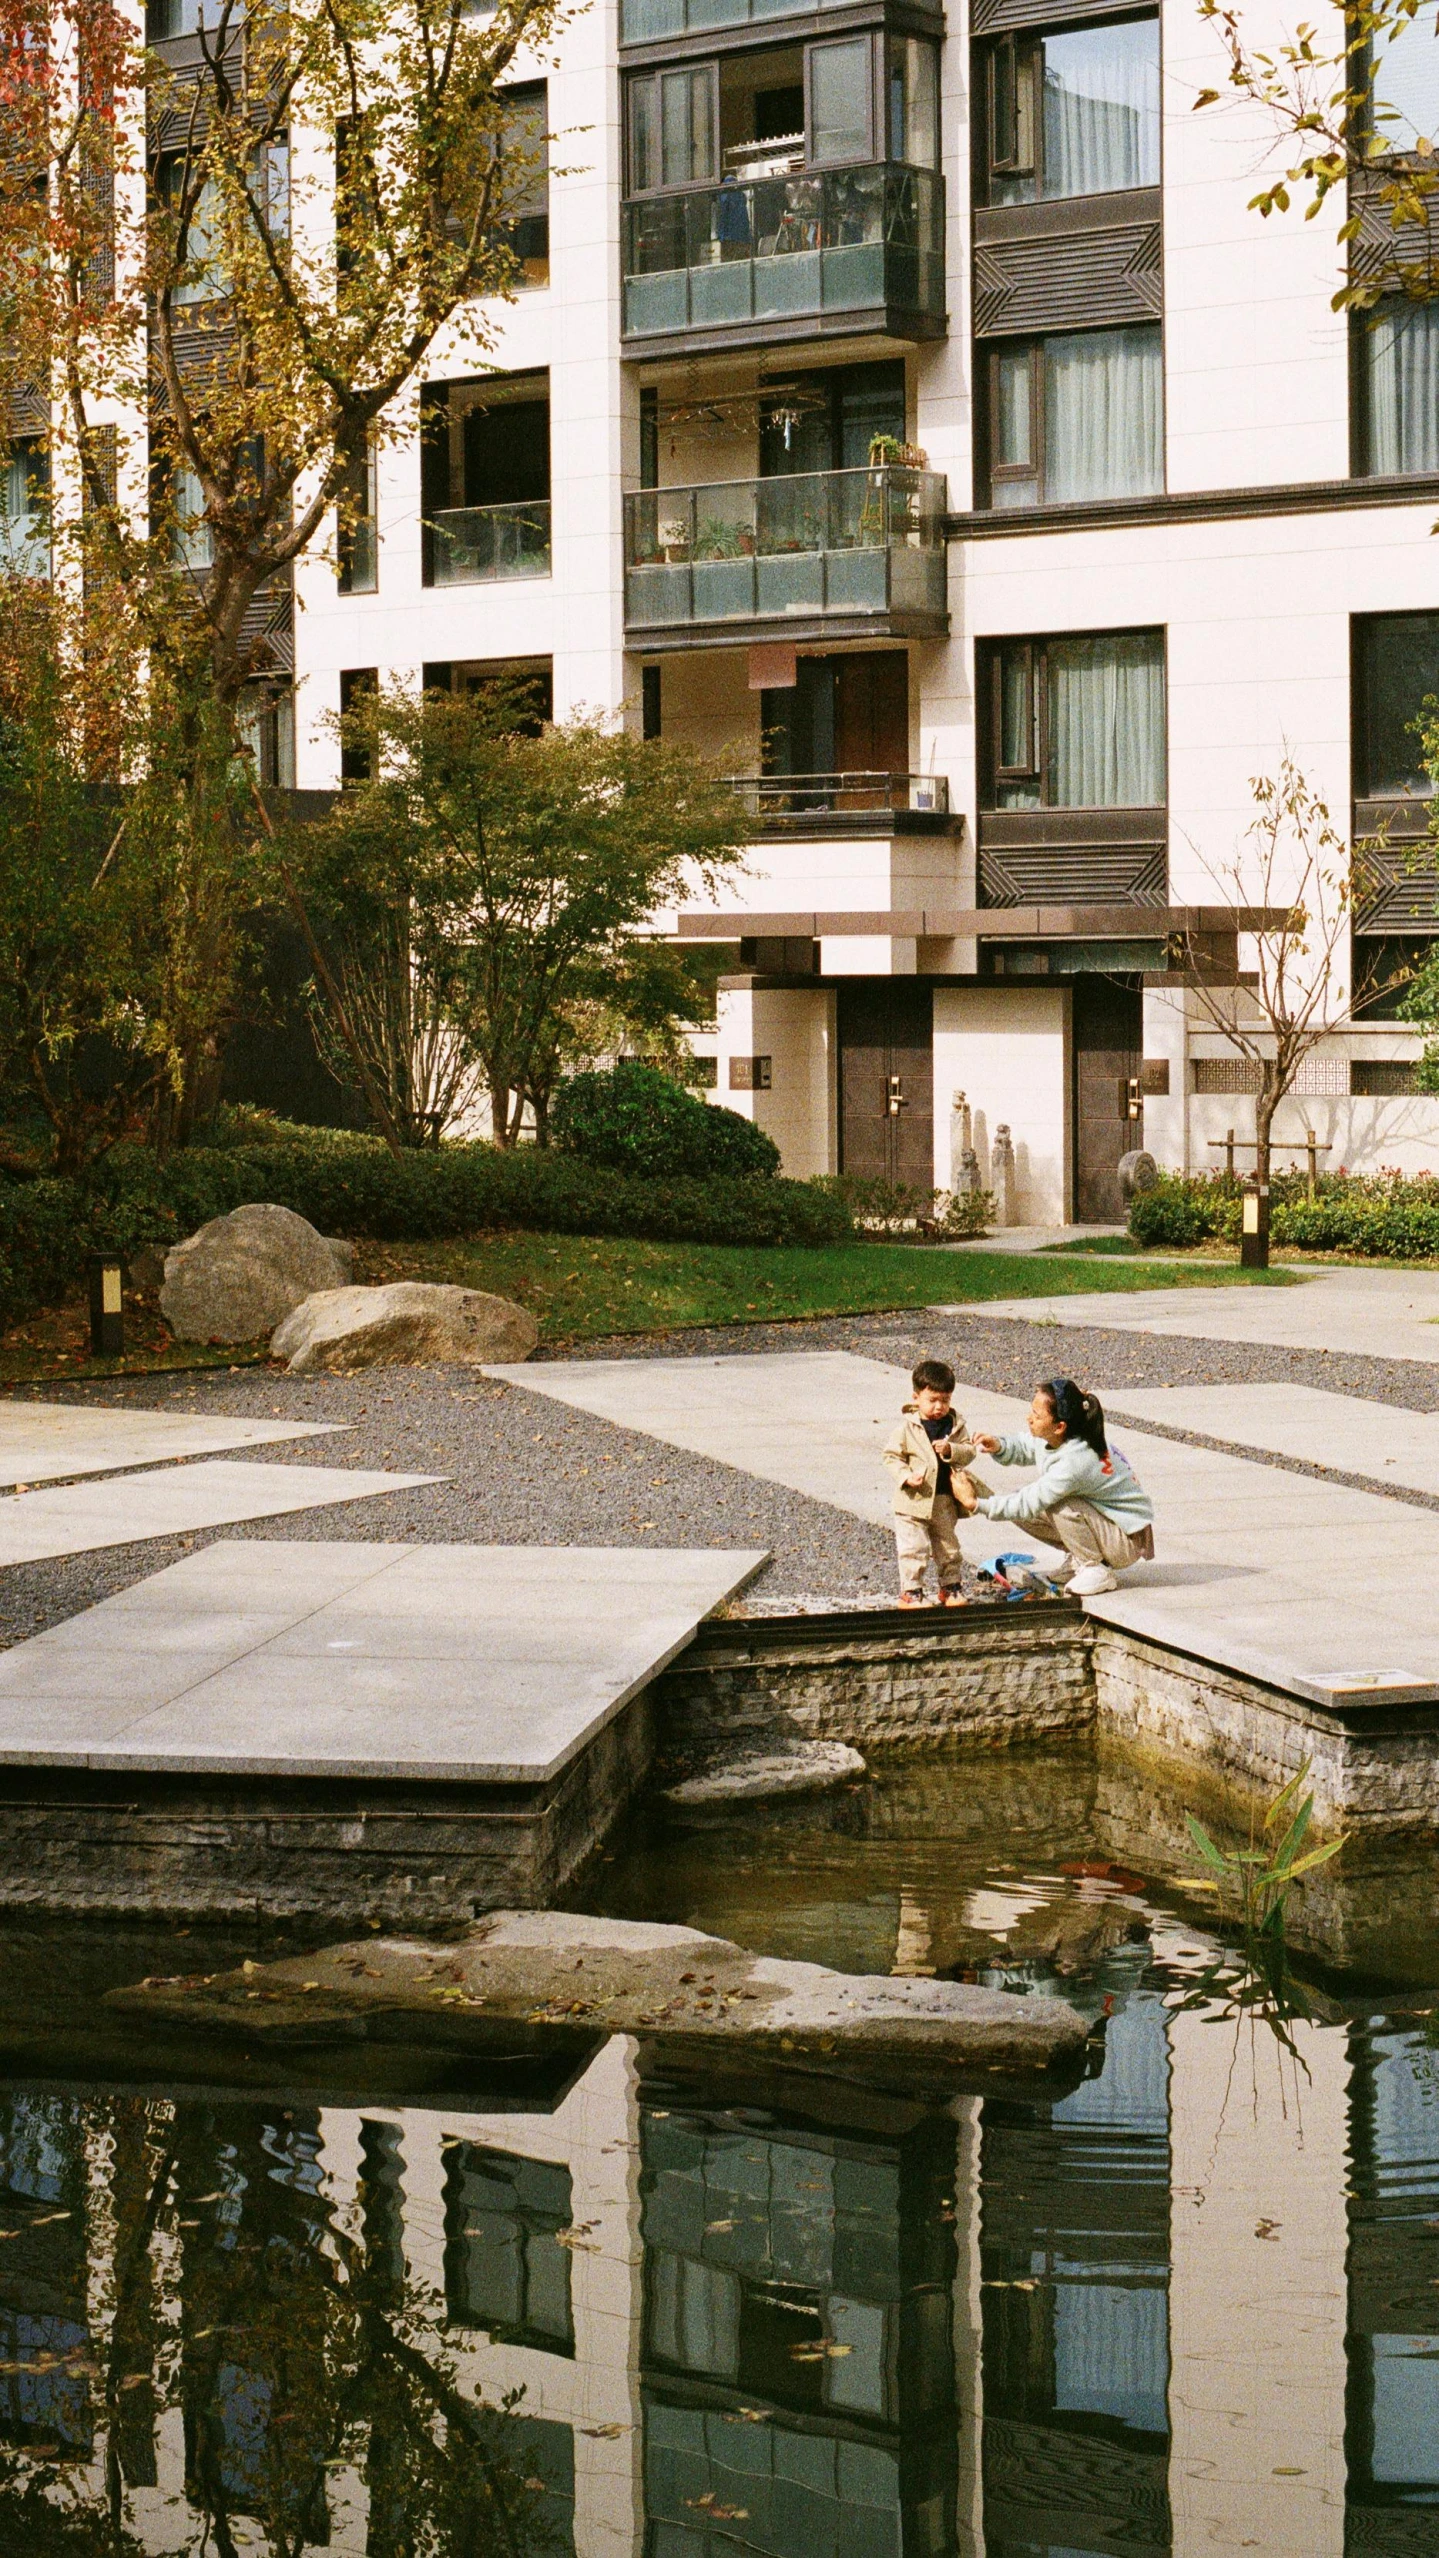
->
[912, 1357, 955, 1396]
[1038, 1376, 1108, 1459]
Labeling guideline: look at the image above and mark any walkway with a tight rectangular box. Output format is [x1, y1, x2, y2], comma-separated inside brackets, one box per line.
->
[955, 1264, 1439, 1364]
[488, 1349, 1439, 1707]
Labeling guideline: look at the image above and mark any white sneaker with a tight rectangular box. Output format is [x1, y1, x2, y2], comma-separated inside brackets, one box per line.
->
[1068, 1563, 1118, 1596]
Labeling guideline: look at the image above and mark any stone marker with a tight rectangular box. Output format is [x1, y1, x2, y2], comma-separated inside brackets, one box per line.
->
[161, 1202, 346, 1344]
[108, 1907, 1091, 2082]
[271, 1280, 538, 1373]
[665, 1740, 866, 1808]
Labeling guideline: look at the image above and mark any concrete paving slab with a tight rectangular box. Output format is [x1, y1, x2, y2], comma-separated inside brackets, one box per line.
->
[1108, 1381, 1439, 1495]
[0, 1459, 441, 1567]
[943, 1266, 1439, 1363]
[0, 1541, 768, 1779]
[488, 1349, 1439, 1703]
[0, 1400, 344, 1486]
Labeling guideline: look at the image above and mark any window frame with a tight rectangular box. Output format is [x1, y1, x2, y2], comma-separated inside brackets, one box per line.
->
[624, 33, 920, 196]
[979, 9, 1160, 206]
[625, 61, 721, 194]
[982, 627, 1167, 810]
[1351, 607, 1439, 801]
[807, 33, 877, 168]
[982, 326, 1164, 509]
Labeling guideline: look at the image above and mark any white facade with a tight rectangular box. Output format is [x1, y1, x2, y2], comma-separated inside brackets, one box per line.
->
[282, 0, 1439, 1212]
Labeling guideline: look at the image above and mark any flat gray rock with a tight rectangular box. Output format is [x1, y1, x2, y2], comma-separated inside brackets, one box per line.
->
[665, 1741, 866, 1807]
[272, 1281, 538, 1372]
[109, 1907, 1091, 2078]
[162, 1203, 344, 1344]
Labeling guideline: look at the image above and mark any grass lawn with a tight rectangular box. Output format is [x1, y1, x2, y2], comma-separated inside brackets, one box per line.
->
[0, 1228, 1296, 1386]
[350, 1229, 1295, 1346]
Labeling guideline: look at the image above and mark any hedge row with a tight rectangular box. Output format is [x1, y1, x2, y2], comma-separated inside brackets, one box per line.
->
[0, 1136, 854, 1328]
[1129, 1169, 1439, 1259]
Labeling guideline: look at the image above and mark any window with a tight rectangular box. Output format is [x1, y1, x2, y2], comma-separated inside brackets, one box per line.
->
[339, 667, 377, 783]
[985, 16, 1160, 204]
[759, 360, 905, 475]
[238, 687, 294, 787]
[989, 630, 1165, 808]
[0, 439, 48, 578]
[809, 38, 872, 165]
[1355, 302, 1439, 476]
[1365, 0, 1439, 154]
[336, 438, 377, 594]
[987, 325, 1162, 506]
[1354, 612, 1439, 797]
[165, 457, 213, 570]
[497, 83, 549, 286]
[628, 66, 717, 192]
[642, 663, 662, 738]
[443, 2143, 574, 2353]
[888, 36, 939, 169]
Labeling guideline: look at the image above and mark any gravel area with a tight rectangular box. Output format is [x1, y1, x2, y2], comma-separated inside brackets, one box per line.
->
[5, 1303, 1439, 1643]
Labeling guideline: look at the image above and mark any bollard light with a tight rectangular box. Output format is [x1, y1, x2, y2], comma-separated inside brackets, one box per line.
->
[88, 1254, 125, 1358]
[1239, 1180, 1270, 1272]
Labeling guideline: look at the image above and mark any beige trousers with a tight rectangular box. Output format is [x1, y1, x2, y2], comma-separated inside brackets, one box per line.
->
[1023, 1501, 1155, 1571]
[894, 1492, 965, 1594]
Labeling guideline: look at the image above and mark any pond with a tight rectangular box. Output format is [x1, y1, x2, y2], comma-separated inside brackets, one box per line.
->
[0, 1748, 1434, 2556]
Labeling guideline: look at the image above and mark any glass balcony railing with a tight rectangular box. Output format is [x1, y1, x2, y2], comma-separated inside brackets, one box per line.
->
[624, 466, 948, 634]
[622, 165, 944, 341]
[428, 500, 551, 586]
[623, 0, 860, 34]
[724, 771, 950, 826]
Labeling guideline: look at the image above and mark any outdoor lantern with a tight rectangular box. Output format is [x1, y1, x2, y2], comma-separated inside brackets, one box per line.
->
[1239, 1179, 1270, 1272]
[88, 1254, 125, 1358]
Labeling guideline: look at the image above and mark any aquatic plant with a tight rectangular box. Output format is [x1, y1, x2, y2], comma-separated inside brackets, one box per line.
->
[1181, 1759, 1345, 1934]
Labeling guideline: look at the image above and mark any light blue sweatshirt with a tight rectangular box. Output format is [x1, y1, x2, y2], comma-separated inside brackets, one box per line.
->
[975, 1433, 1155, 1530]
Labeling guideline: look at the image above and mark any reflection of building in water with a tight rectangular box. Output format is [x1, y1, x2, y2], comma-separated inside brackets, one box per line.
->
[637, 2076, 959, 2558]
[975, 1951, 1172, 2557]
[0, 1980, 1426, 2556]
[1345, 2027, 1439, 2547]
[0, 2095, 93, 2461]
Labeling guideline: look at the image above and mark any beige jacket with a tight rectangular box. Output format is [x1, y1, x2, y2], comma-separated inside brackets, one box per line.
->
[882, 1404, 978, 1521]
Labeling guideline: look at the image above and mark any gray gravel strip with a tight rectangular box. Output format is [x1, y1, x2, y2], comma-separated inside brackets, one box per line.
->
[4, 1298, 1438, 1644]
[0, 1362, 895, 1648]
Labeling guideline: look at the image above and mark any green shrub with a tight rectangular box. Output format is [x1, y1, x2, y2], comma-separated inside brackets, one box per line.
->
[815, 1173, 995, 1240]
[552, 1062, 780, 1181]
[0, 1134, 852, 1329]
[1127, 1167, 1439, 1259]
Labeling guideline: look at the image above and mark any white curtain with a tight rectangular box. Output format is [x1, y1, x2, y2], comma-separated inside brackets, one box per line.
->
[1372, 0, 1439, 151]
[1365, 302, 1439, 474]
[1043, 20, 1161, 198]
[1048, 632, 1165, 807]
[1045, 325, 1163, 502]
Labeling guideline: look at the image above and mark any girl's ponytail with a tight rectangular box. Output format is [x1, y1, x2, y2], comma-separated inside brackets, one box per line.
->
[1042, 1377, 1109, 1461]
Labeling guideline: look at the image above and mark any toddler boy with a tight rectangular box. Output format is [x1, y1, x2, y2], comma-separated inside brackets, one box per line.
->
[882, 1358, 977, 1608]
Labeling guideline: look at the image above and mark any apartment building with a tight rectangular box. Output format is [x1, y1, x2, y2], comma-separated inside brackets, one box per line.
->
[276, 0, 1439, 1217]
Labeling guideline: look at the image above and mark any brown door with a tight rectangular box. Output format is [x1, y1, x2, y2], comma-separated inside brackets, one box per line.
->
[838, 982, 934, 1188]
[1073, 975, 1142, 1221]
[834, 653, 909, 775]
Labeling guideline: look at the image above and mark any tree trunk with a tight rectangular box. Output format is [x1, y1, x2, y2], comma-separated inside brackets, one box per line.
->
[1254, 1081, 1280, 1188]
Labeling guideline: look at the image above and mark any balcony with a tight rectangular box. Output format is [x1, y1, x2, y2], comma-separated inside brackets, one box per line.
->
[625, 465, 948, 646]
[622, 0, 888, 36]
[621, 165, 944, 355]
[429, 501, 551, 587]
[725, 771, 951, 833]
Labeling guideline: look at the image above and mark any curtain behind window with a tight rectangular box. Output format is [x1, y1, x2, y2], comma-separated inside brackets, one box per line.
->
[1364, 302, 1439, 473]
[1045, 326, 1162, 501]
[1042, 20, 1160, 198]
[1048, 633, 1164, 806]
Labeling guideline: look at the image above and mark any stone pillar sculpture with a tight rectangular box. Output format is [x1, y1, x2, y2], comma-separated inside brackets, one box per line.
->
[992, 1123, 1018, 1226]
[948, 1089, 972, 1194]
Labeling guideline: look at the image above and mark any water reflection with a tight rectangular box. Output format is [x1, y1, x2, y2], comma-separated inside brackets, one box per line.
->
[0, 1955, 1433, 2553]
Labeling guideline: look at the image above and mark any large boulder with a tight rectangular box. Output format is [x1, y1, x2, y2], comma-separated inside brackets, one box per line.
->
[107, 1909, 1092, 2088]
[271, 1280, 538, 1373]
[161, 1203, 347, 1345]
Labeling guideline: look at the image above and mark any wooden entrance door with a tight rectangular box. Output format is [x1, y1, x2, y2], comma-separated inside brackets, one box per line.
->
[1072, 975, 1143, 1221]
[838, 983, 934, 1188]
